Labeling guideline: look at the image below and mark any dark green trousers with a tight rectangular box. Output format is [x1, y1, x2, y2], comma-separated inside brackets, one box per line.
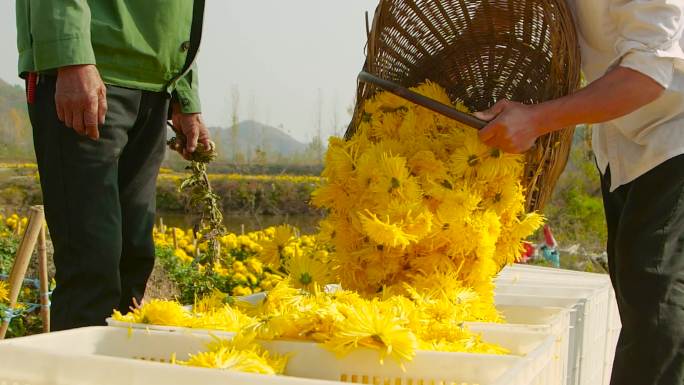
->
[601, 156, 684, 385]
[29, 76, 168, 331]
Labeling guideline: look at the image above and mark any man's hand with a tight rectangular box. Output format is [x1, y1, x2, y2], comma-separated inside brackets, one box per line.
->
[55, 65, 107, 140]
[473, 67, 665, 154]
[474, 100, 546, 154]
[170, 102, 213, 160]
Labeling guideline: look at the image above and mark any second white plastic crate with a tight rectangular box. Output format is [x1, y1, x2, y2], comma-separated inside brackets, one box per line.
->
[472, 305, 571, 385]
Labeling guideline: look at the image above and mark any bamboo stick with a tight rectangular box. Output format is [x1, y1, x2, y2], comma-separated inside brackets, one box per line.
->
[37, 223, 50, 333]
[172, 229, 178, 249]
[0, 206, 45, 339]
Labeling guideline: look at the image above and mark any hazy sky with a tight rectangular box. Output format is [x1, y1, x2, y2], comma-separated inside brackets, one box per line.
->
[0, 0, 379, 142]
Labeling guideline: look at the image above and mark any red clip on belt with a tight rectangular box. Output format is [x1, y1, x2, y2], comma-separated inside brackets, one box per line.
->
[26, 72, 37, 104]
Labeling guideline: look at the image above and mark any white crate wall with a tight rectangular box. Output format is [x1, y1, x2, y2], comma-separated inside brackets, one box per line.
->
[496, 282, 608, 385]
[497, 284, 607, 385]
[603, 294, 620, 385]
[497, 264, 620, 385]
[501, 264, 622, 385]
[495, 292, 586, 385]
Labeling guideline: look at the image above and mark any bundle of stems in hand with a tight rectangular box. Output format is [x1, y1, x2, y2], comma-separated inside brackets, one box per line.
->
[167, 127, 226, 266]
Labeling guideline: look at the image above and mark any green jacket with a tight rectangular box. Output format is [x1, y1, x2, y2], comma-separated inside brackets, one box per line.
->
[16, 0, 203, 113]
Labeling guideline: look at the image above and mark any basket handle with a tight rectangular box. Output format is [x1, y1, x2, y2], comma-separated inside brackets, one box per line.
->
[358, 71, 487, 130]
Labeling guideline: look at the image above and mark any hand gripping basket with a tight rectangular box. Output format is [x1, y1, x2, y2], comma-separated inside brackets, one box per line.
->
[346, 0, 581, 212]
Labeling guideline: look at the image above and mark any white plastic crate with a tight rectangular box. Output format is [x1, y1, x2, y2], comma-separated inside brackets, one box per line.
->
[0, 326, 555, 385]
[500, 264, 621, 385]
[106, 310, 570, 384]
[496, 265, 620, 385]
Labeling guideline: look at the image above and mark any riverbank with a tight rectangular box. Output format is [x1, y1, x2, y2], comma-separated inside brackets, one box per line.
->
[0, 165, 324, 217]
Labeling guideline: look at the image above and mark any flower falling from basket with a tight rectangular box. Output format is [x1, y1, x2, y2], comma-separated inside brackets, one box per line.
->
[313, 82, 544, 318]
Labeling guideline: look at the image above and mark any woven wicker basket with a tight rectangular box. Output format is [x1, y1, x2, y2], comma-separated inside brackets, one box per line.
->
[345, 0, 581, 212]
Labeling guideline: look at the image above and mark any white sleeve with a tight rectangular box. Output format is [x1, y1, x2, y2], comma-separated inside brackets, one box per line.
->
[610, 0, 684, 88]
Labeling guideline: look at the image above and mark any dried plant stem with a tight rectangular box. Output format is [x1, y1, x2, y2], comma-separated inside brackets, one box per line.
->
[167, 128, 225, 267]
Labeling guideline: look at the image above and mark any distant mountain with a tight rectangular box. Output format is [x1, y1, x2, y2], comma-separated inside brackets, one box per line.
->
[208, 120, 308, 159]
[0, 78, 311, 163]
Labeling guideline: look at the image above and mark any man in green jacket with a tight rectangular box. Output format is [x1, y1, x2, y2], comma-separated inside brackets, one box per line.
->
[16, 0, 211, 330]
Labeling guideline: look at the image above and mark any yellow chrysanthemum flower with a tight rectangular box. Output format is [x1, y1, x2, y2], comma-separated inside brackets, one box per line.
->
[181, 335, 288, 375]
[193, 289, 229, 314]
[478, 148, 524, 180]
[0, 281, 9, 303]
[408, 150, 449, 181]
[359, 210, 417, 249]
[324, 300, 418, 365]
[127, 299, 190, 326]
[258, 224, 295, 269]
[285, 252, 329, 292]
[449, 134, 489, 178]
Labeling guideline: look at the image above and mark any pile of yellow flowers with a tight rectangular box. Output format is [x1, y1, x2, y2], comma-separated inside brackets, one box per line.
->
[114, 278, 506, 371]
[312, 82, 543, 320]
[241, 280, 507, 364]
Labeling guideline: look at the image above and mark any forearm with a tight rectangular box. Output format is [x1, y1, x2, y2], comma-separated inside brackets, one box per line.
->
[535, 66, 665, 134]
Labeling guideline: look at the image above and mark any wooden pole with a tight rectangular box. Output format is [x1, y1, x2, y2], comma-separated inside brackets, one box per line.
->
[172, 229, 178, 249]
[37, 224, 50, 333]
[0, 206, 45, 339]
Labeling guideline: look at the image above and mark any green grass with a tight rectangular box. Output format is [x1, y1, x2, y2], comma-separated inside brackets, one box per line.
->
[545, 129, 606, 250]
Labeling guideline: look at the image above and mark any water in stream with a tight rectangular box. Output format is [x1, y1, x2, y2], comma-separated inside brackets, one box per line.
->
[157, 212, 324, 235]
